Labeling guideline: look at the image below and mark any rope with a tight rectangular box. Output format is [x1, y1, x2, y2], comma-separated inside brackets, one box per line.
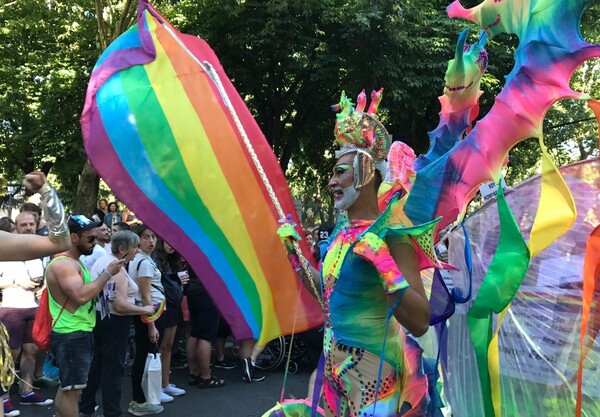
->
[0, 323, 15, 391]
[159, 19, 324, 405]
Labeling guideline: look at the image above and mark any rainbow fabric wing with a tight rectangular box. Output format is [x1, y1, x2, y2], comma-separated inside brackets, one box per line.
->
[401, 1, 600, 416]
[443, 159, 600, 417]
[80, 1, 322, 345]
[405, 0, 600, 232]
[413, 29, 488, 172]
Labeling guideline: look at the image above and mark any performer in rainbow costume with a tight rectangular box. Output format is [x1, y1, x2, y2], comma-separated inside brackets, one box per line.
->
[279, 89, 445, 417]
[80, 0, 600, 415]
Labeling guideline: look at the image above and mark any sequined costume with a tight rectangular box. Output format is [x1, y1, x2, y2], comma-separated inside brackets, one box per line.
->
[319, 211, 440, 417]
[277, 89, 441, 416]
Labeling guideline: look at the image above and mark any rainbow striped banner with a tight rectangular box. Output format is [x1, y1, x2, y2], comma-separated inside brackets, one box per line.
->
[81, 1, 322, 344]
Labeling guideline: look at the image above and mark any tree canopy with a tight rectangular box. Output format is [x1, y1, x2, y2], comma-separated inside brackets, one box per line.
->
[0, 0, 598, 221]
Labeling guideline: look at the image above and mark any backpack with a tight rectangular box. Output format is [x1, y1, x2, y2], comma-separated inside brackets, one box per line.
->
[160, 271, 183, 308]
[32, 255, 69, 351]
[32, 289, 67, 350]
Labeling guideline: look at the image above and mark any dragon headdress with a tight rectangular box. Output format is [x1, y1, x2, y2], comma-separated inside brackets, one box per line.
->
[331, 88, 392, 189]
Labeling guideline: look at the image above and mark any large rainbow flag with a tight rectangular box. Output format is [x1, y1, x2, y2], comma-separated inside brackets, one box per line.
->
[80, 0, 322, 345]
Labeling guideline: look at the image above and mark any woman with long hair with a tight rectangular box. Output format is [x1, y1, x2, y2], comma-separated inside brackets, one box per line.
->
[92, 199, 108, 223]
[127, 224, 167, 415]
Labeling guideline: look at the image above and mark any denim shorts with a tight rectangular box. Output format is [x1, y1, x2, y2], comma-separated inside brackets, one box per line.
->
[50, 330, 93, 391]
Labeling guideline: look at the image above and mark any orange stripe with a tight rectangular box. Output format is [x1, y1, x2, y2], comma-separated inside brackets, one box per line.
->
[576, 226, 600, 417]
[154, 25, 312, 334]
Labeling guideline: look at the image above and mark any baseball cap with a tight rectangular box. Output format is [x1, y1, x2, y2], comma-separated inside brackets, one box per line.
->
[68, 214, 102, 234]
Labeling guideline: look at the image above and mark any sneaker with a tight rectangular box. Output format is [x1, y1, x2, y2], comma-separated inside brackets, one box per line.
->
[162, 383, 185, 397]
[33, 374, 59, 388]
[159, 391, 173, 404]
[241, 357, 266, 383]
[3, 399, 20, 417]
[214, 358, 237, 369]
[127, 401, 164, 416]
[19, 391, 53, 406]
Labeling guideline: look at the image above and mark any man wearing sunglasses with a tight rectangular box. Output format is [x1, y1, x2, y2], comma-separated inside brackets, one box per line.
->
[44, 214, 126, 417]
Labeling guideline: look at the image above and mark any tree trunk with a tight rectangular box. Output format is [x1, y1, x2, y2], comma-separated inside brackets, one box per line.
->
[74, 160, 99, 217]
[73, 1, 136, 217]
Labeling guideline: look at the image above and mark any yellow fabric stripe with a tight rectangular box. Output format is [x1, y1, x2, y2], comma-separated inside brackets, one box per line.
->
[528, 136, 577, 257]
[143, 18, 277, 336]
[488, 306, 509, 417]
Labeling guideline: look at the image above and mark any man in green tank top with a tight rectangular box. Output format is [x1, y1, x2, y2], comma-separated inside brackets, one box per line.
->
[45, 214, 125, 417]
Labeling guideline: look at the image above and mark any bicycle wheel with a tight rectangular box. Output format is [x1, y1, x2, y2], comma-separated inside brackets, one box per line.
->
[287, 360, 299, 375]
[255, 336, 286, 371]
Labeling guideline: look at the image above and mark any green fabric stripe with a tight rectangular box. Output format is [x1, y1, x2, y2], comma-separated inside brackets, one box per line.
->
[119, 64, 262, 322]
[467, 185, 531, 417]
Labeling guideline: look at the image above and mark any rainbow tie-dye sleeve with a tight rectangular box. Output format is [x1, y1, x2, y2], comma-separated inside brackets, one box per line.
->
[353, 232, 410, 295]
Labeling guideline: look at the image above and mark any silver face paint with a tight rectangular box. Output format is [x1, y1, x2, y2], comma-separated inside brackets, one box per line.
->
[333, 184, 361, 211]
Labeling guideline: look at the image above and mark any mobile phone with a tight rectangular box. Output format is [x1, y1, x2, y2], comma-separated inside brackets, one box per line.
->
[121, 253, 128, 260]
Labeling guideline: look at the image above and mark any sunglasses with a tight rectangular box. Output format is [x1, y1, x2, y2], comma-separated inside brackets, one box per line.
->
[79, 234, 96, 243]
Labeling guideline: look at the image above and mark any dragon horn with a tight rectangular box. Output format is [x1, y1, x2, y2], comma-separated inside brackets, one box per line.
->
[368, 88, 384, 114]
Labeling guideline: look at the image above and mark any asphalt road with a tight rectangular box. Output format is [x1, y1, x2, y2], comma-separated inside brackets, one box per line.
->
[16, 361, 311, 417]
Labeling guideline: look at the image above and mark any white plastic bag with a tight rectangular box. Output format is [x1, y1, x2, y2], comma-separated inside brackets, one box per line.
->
[141, 353, 162, 405]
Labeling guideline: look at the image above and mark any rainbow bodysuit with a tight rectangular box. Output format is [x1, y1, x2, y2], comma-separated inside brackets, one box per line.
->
[319, 210, 440, 417]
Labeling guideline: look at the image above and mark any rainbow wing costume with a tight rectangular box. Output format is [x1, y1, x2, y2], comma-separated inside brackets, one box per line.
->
[401, 1, 600, 416]
[80, 1, 322, 345]
[407, 0, 600, 232]
[443, 159, 600, 417]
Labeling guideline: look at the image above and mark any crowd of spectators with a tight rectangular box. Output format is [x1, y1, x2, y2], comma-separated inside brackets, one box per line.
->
[0, 198, 269, 417]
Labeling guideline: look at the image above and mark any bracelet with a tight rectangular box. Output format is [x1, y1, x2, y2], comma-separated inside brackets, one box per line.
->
[103, 269, 113, 279]
[49, 229, 69, 244]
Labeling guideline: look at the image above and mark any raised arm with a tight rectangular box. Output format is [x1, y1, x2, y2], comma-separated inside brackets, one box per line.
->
[277, 218, 321, 300]
[48, 258, 124, 308]
[294, 263, 321, 300]
[0, 232, 68, 262]
[0, 172, 70, 261]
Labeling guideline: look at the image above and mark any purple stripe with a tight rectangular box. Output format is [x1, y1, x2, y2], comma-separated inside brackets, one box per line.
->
[84, 99, 253, 339]
[81, 6, 156, 145]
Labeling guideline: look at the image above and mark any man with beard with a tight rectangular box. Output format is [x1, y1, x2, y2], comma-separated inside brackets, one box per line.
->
[19, 203, 49, 237]
[44, 214, 125, 417]
[81, 223, 112, 271]
[279, 90, 436, 417]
